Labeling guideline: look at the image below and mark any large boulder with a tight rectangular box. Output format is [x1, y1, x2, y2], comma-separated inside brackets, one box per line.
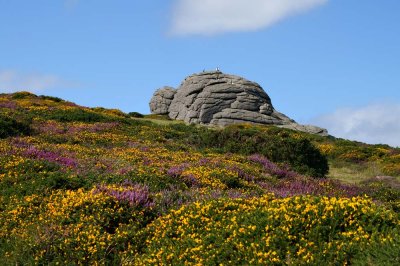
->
[149, 71, 328, 136]
[149, 86, 176, 115]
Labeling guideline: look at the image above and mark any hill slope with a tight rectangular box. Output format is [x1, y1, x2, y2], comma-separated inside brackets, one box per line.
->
[1, 92, 399, 265]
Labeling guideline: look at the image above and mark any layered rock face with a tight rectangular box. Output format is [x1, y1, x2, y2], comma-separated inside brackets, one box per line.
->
[149, 71, 327, 136]
[149, 86, 176, 115]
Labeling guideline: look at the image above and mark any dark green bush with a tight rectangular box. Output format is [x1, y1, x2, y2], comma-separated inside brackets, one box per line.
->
[218, 173, 242, 188]
[0, 113, 31, 138]
[128, 112, 144, 118]
[39, 95, 64, 102]
[184, 125, 329, 177]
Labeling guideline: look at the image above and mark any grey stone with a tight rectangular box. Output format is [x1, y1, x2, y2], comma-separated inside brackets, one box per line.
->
[150, 71, 328, 136]
[279, 124, 329, 136]
[149, 86, 176, 115]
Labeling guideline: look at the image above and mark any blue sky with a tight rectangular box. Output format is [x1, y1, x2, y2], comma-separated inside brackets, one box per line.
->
[1, 0, 399, 147]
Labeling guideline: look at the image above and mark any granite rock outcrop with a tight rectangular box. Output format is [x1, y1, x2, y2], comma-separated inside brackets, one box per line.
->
[149, 71, 327, 136]
[149, 86, 176, 115]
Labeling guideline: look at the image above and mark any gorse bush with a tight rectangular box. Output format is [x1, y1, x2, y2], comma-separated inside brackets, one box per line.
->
[40, 108, 112, 123]
[361, 178, 400, 212]
[0, 185, 156, 265]
[133, 195, 400, 265]
[11, 91, 36, 99]
[316, 139, 400, 176]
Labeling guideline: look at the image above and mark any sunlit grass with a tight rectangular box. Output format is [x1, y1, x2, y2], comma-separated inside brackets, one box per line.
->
[131, 116, 184, 126]
[328, 161, 385, 184]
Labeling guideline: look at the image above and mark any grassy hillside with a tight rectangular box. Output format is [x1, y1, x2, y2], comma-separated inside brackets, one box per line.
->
[1, 92, 399, 265]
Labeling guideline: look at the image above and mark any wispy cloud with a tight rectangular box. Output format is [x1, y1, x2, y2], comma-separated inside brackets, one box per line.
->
[311, 103, 400, 147]
[0, 70, 75, 93]
[170, 0, 328, 36]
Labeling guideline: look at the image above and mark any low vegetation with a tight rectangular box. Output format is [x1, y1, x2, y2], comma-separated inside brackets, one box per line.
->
[0, 92, 399, 265]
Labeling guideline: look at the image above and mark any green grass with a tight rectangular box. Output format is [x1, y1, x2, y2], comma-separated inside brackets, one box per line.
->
[328, 161, 386, 184]
[132, 116, 185, 126]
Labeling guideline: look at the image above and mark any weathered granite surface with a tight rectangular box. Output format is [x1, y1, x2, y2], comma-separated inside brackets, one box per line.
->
[149, 71, 328, 136]
[149, 86, 176, 115]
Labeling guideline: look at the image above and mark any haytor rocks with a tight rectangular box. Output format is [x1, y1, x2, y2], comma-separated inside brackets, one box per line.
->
[149, 71, 328, 136]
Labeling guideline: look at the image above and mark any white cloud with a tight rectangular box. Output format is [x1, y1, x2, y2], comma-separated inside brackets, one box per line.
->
[170, 0, 328, 35]
[311, 103, 400, 147]
[0, 70, 73, 93]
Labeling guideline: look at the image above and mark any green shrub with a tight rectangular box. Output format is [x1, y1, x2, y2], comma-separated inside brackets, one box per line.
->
[11, 91, 37, 99]
[92, 107, 129, 118]
[0, 159, 62, 198]
[185, 125, 329, 177]
[219, 173, 242, 188]
[39, 95, 64, 102]
[351, 232, 400, 265]
[0, 113, 31, 138]
[128, 112, 144, 118]
[361, 178, 400, 212]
